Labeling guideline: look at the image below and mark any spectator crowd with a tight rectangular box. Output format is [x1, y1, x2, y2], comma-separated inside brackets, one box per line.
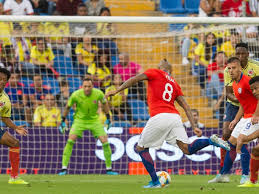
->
[1, 0, 259, 129]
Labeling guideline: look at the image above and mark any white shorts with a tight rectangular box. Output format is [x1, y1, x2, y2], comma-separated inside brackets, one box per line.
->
[137, 113, 190, 149]
[231, 118, 259, 138]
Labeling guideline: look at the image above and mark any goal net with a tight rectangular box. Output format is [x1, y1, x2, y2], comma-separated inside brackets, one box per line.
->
[0, 16, 257, 175]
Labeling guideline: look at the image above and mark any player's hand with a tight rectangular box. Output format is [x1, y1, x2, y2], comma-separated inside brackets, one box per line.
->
[105, 90, 117, 98]
[194, 127, 202, 137]
[229, 119, 238, 130]
[251, 115, 259, 125]
[15, 125, 28, 136]
[59, 121, 67, 134]
[105, 119, 111, 130]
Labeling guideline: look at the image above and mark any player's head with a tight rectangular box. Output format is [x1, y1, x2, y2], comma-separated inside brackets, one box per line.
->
[112, 74, 122, 85]
[44, 93, 55, 107]
[249, 76, 259, 99]
[227, 57, 242, 81]
[158, 59, 172, 73]
[191, 109, 199, 124]
[235, 42, 249, 67]
[0, 68, 11, 91]
[82, 78, 93, 96]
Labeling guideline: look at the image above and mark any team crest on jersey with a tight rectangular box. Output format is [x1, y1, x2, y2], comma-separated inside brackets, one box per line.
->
[93, 100, 97, 104]
[0, 101, 5, 107]
[248, 69, 254, 76]
[238, 88, 242, 94]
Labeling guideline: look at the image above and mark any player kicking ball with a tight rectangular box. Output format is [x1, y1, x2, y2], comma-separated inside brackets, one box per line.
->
[0, 68, 28, 184]
[58, 78, 118, 175]
[106, 59, 230, 188]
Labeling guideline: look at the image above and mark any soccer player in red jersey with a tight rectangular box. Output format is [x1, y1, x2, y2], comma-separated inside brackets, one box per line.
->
[106, 59, 230, 188]
[0, 68, 28, 184]
[212, 57, 259, 184]
[236, 76, 259, 187]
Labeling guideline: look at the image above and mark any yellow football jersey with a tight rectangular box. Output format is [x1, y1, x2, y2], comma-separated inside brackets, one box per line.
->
[33, 105, 61, 127]
[0, 91, 11, 118]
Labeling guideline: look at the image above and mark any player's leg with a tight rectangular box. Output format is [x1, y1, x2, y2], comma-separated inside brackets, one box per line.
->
[59, 133, 77, 175]
[136, 145, 160, 188]
[93, 121, 118, 175]
[208, 118, 247, 183]
[98, 135, 118, 175]
[220, 103, 239, 171]
[238, 123, 259, 184]
[221, 121, 232, 170]
[0, 130, 28, 184]
[137, 113, 178, 188]
[238, 145, 259, 187]
[59, 123, 81, 175]
[176, 134, 230, 156]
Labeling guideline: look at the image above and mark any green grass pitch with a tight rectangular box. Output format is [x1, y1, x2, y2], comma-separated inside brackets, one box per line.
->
[0, 175, 257, 194]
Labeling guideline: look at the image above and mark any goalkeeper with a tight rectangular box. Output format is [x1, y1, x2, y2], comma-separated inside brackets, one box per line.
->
[58, 78, 118, 175]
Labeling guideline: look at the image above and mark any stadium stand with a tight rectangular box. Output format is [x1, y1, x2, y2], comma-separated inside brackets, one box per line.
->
[160, 0, 185, 14]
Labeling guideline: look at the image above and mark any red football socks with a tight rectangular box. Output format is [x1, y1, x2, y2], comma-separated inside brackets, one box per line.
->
[220, 148, 227, 169]
[9, 147, 20, 178]
[250, 154, 259, 184]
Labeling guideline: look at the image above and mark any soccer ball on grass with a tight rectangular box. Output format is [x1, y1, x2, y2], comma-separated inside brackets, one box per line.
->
[156, 171, 171, 187]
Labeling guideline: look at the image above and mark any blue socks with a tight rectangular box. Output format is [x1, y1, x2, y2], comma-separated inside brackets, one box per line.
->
[220, 142, 250, 175]
[138, 149, 158, 183]
[188, 139, 210, 154]
[241, 144, 250, 175]
[221, 142, 237, 174]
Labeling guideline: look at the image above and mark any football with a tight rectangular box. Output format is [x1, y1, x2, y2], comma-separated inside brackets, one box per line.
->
[156, 171, 171, 187]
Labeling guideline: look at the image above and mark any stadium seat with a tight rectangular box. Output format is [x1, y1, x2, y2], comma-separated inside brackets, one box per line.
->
[20, 76, 33, 87]
[160, 0, 185, 14]
[127, 99, 149, 121]
[169, 14, 187, 32]
[0, 121, 5, 127]
[54, 56, 79, 76]
[185, 0, 200, 14]
[111, 121, 132, 128]
[135, 121, 146, 128]
[67, 77, 82, 93]
[13, 120, 30, 127]
[68, 109, 74, 126]
[42, 76, 60, 95]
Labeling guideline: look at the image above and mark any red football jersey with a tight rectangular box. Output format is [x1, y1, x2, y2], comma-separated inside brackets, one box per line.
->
[233, 74, 258, 118]
[144, 69, 183, 117]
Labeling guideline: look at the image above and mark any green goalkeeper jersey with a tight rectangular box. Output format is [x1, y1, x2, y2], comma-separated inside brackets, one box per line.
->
[67, 88, 106, 122]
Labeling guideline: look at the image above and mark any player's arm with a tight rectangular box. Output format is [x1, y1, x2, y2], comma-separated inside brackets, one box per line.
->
[229, 105, 243, 130]
[251, 99, 259, 124]
[225, 86, 239, 103]
[106, 73, 148, 97]
[61, 104, 71, 122]
[1, 117, 27, 136]
[176, 96, 202, 137]
[101, 101, 110, 115]
[243, 130, 259, 142]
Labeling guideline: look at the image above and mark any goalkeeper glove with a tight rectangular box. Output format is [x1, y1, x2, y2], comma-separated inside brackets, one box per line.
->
[59, 117, 67, 134]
